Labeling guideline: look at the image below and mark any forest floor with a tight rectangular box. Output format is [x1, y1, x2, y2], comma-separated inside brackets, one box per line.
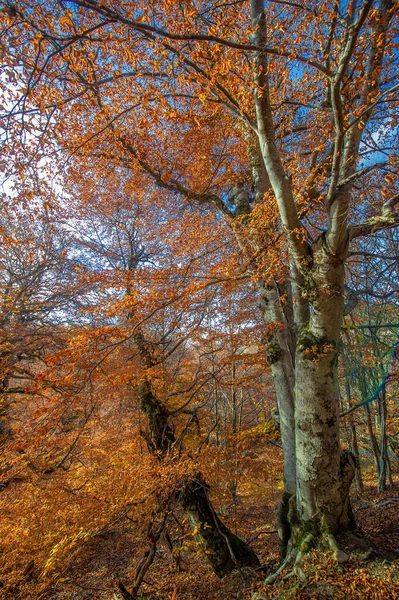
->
[36, 447, 399, 600]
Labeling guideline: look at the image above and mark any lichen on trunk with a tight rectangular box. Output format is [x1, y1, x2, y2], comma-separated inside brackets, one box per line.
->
[137, 378, 175, 456]
[270, 241, 359, 579]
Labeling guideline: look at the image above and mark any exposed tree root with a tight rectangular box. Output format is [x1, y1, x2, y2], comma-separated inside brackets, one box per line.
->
[265, 529, 350, 586]
[265, 549, 296, 585]
[326, 532, 349, 563]
[266, 498, 354, 585]
[268, 450, 357, 584]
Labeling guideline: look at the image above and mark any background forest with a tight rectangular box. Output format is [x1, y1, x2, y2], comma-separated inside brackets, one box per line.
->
[0, 0, 398, 599]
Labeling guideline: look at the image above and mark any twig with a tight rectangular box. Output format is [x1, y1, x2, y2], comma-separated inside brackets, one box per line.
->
[247, 530, 277, 543]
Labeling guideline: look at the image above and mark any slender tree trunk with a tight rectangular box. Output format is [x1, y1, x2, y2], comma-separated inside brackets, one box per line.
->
[231, 363, 237, 434]
[238, 125, 300, 499]
[387, 454, 394, 487]
[236, 126, 301, 556]
[258, 281, 296, 496]
[348, 413, 363, 494]
[377, 389, 388, 493]
[0, 387, 10, 441]
[119, 497, 171, 600]
[258, 281, 297, 558]
[365, 403, 380, 475]
[345, 379, 363, 493]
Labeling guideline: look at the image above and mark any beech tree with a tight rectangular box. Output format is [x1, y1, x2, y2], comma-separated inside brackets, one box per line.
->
[1, 0, 398, 573]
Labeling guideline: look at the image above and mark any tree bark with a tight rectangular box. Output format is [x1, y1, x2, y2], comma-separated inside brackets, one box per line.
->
[348, 413, 363, 494]
[258, 280, 296, 496]
[180, 474, 260, 578]
[294, 243, 352, 534]
[133, 328, 259, 577]
[344, 378, 363, 494]
[251, 0, 355, 546]
[365, 403, 381, 476]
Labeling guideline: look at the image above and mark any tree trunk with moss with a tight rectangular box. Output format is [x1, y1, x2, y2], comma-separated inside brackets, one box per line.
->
[133, 329, 259, 576]
[180, 474, 260, 577]
[250, 0, 395, 566]
[258, 281, 297, 497]
[288, 244, 356, 560]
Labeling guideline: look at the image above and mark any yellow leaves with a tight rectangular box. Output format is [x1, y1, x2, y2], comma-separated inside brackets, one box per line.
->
[44, 529, 91, 574]
[384, 173, 395, 185]
[342, 321, 352, 332]
[59, 16, 70, 27]
[197, 90, 208, 103]
[136, 14, 150, 24]
[302, 341, 335, 363]
[59, 9, 73, 28]
[191, 523, 202, 536]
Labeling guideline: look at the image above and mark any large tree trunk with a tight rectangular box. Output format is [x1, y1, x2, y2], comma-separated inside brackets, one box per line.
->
[293, 244, 355, 548]
[251, 0, 357, 546]
[295, 348, 344, 530]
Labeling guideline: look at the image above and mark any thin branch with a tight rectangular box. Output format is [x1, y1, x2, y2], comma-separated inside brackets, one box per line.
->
[60, 0, 330, 75]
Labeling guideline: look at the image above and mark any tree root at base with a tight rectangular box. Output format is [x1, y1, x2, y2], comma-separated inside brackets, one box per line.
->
[265, 549, 297, 585]
[326, 533, 349, 563]
[265, 531, 349, 586]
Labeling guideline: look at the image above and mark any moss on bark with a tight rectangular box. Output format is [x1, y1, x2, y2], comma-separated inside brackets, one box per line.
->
[277, 492, 292, 559]
[275, 450, 357, 569]
[180, 474, 260, 578]
[137, 377, 260, 577]
[138, 380, 174, 456]
[297, 324, 336, 362]
[266, 341, 283, 366]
